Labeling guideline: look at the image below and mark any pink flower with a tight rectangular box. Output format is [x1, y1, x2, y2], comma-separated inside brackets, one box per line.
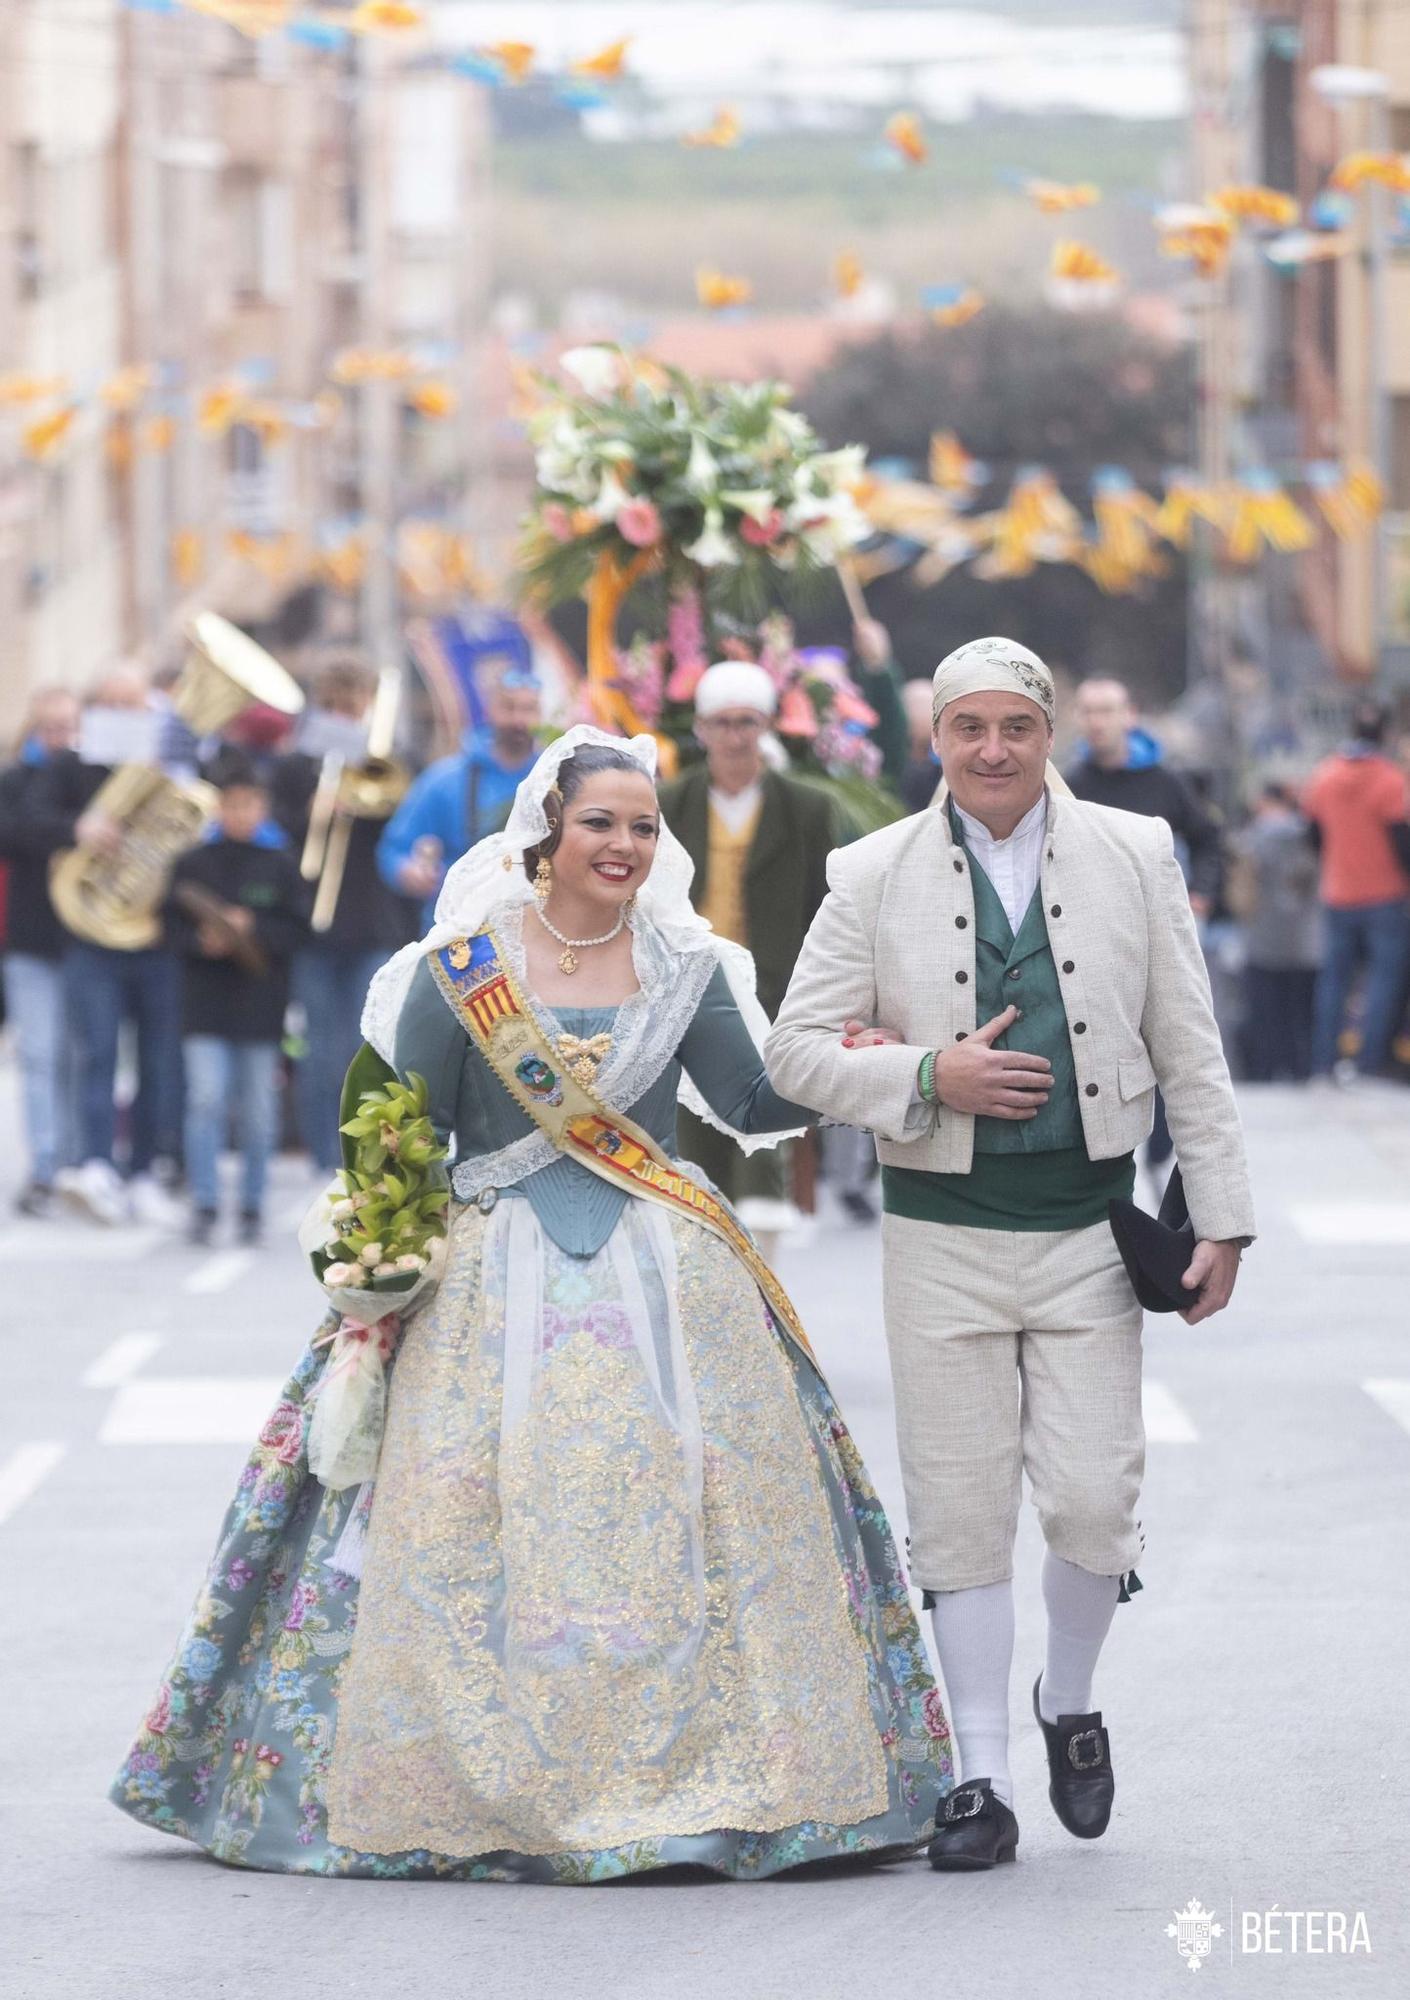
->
[542, 502, 575, 543]
[665, 657, 705, 704]
[776, 683, 819, 738]
[922, 1687, 948, 1738]
[145, 1684, 172, 1736]
[617, 497, 663, 548]
[740, 509, 784, 547]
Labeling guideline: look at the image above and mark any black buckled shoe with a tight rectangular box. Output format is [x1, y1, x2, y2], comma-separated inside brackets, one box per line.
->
[926, 1780, 1019, 1871]
[1032, 1675, 1114, 1839]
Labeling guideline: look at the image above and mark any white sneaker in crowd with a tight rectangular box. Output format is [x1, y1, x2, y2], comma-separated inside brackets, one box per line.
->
[55, 1158, 129, 1227]
[127, 1173, 188, 1230]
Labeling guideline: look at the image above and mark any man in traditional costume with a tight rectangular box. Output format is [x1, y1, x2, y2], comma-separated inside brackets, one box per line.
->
[659, 661, 836, 1259]
[767, 637, 1254, 1869]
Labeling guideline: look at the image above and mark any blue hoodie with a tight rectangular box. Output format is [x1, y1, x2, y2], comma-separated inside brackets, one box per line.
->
[376, 730, 540, 927]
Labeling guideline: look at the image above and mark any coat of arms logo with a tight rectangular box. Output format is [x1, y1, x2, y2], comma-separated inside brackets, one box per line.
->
[1165, 1898, 1224, 1971]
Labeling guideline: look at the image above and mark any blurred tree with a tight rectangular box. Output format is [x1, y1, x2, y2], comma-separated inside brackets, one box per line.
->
[797, 306, 1195, 707]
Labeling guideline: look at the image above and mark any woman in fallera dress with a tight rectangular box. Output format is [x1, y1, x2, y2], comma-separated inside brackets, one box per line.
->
[111, 726, 951, 1881]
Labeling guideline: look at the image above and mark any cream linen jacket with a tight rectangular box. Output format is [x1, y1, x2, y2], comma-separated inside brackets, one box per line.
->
[765, 787, 1255, 1244]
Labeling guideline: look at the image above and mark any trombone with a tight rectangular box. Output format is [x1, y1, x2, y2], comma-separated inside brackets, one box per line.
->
[299, 666, 410, 931]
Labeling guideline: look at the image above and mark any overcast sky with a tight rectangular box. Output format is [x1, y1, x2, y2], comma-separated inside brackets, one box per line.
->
[438, 4, 1186, 123]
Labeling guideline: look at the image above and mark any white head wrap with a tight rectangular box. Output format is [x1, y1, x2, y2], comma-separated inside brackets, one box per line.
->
[360, 724, 798, 1154]
[695, 661, 778, 719]
[931, 635, 1056, 727]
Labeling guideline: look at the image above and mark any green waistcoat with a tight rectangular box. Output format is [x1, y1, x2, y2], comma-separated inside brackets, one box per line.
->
[882, 809, 1134, 1230]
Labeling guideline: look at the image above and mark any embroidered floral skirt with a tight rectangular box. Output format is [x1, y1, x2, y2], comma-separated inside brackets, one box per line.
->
[111, 1197, 951, 1880]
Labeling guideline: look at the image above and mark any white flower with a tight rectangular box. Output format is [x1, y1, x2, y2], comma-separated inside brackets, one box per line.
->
[330, 1199, 356, 1223]
[719, 487, 779, 524]
[591, 466, 633, 524]
[373, 1262, 400, 1278]
[804, 444, 868, 490]
[683, 433, 719, 496]
[395, 1252, 427, 1273]
[323, 1261, 356, 1287]
[359, 1241, 385, 1267]
[559, 345, 622, 399]
[785, 487, 869, 559]
[533, 416, 598, 501]
[769, 407, 811, 449]
[683, 507, 739, 569]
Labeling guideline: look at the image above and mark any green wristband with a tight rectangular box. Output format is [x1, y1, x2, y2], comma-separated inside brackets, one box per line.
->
[918, 1049, 938, 1104]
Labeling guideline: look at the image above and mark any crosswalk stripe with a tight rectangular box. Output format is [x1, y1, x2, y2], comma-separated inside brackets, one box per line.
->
[0, 1442, 66, 1526]
[98, 1377, 282, 1444]
[0, 1226, 162, 1264]
[82, 1333, 163, 1389]
[1364, 1379, 1410, 1438]
[184, 1249, 255, 1296]
[1143, 1380, 1198, 1443]
[1287, 1204, 1410, 1246]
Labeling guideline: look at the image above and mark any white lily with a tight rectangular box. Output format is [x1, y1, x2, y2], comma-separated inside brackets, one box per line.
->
[719, 487, 779, 524]
[591, 466, 634, 524]
[560, 345, 622, 399]
[683, 507, 740, 568]
[683, 432, 719, 496]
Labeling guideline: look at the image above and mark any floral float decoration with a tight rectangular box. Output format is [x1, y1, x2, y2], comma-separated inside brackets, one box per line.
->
[518, 345, 870, 747]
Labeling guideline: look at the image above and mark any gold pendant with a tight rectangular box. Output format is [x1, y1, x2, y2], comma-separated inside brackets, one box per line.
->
[559, 947, 578, 975]
[557, 1031, 614, 1087]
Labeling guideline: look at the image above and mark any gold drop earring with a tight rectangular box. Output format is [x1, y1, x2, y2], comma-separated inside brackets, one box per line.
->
[533, 856, 552, 904]
[623, 892, 637, 920]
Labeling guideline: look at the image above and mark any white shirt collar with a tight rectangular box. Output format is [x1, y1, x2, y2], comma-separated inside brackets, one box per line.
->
[953, 791, 1048, 853]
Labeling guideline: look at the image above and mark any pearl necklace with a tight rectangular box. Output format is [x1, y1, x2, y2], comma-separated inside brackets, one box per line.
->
[533, 901, 626, 975]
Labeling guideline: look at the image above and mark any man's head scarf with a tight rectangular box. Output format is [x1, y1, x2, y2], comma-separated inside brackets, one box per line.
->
[695, 661, 778, 719]
[931, 636, 1056, 728]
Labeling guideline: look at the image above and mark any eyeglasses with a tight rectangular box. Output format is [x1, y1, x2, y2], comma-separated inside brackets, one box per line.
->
[701, 713, 767, 737]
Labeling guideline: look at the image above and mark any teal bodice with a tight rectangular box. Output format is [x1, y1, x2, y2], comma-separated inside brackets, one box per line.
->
[393, 956, 810, 1258]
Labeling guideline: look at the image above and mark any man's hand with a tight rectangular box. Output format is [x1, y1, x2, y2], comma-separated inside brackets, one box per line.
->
[75, 808, 123, 857]
[852, 616, 892, 671]
[197, 923, 231, 959]
[1179, 1239, 1242, 1325]
[397, 835, 443, 902]
[931, 1004, 1052, 1118]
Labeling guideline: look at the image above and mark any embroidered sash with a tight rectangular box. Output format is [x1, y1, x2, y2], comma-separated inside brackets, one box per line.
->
[430, 929, 818, 1366]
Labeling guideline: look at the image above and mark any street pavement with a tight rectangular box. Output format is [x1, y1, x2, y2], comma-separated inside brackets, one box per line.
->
[2, 1074, 1408, 1999]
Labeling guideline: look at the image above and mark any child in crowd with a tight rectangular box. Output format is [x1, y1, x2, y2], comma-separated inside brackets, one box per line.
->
[165, 754, 307, 1245]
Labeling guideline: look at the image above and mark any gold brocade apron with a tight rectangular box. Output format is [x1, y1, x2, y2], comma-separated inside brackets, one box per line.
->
[429, 929, 820, 1368]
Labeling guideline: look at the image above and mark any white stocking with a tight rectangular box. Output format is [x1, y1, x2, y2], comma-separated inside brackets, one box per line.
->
[929, 1579, 1015, 1808]
[1037, 1550, 1120, 1722]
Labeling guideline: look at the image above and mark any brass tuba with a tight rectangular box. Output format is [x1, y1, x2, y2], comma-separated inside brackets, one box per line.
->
[49, 613, 305, 951]
[299, 666, 410, 932]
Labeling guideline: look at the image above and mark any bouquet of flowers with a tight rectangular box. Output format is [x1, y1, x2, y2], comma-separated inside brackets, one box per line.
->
[518, 346, 871, 737]
[522, 345, 870, 594]
[301, 1073, 450, 1490]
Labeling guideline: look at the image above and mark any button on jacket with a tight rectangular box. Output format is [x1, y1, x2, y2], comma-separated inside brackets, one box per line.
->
[765, 785, 1255, 1245]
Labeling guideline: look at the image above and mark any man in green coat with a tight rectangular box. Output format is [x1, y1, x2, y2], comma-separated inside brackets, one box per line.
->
[659, 661, 836, 1262]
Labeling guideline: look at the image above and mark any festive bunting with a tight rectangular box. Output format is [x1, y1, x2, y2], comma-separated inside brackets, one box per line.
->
[1026, 179, 1101, 214]
[1305, 459, 1384, 538]
[1157, 204, 1234, 277]
[572, 39, 631, 80]
[684, 108, 742, 150]
[885, 113, 928, 166]
[22, 405, 79, 461]
[482, 41, 536, 83]
[1210, 185, 1299, 229]
[1049, 240, 1119, 285]
[1330, 151, 1410, 193]
[922, 285, 985, 328]
[347, 3, 425, 35]
[696, 267, 753, 310]
[1221, 472, 1315, 562]
[832, 249, 865, 299]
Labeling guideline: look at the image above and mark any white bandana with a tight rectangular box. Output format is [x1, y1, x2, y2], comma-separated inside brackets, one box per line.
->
[931, 635, 1056, 727]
